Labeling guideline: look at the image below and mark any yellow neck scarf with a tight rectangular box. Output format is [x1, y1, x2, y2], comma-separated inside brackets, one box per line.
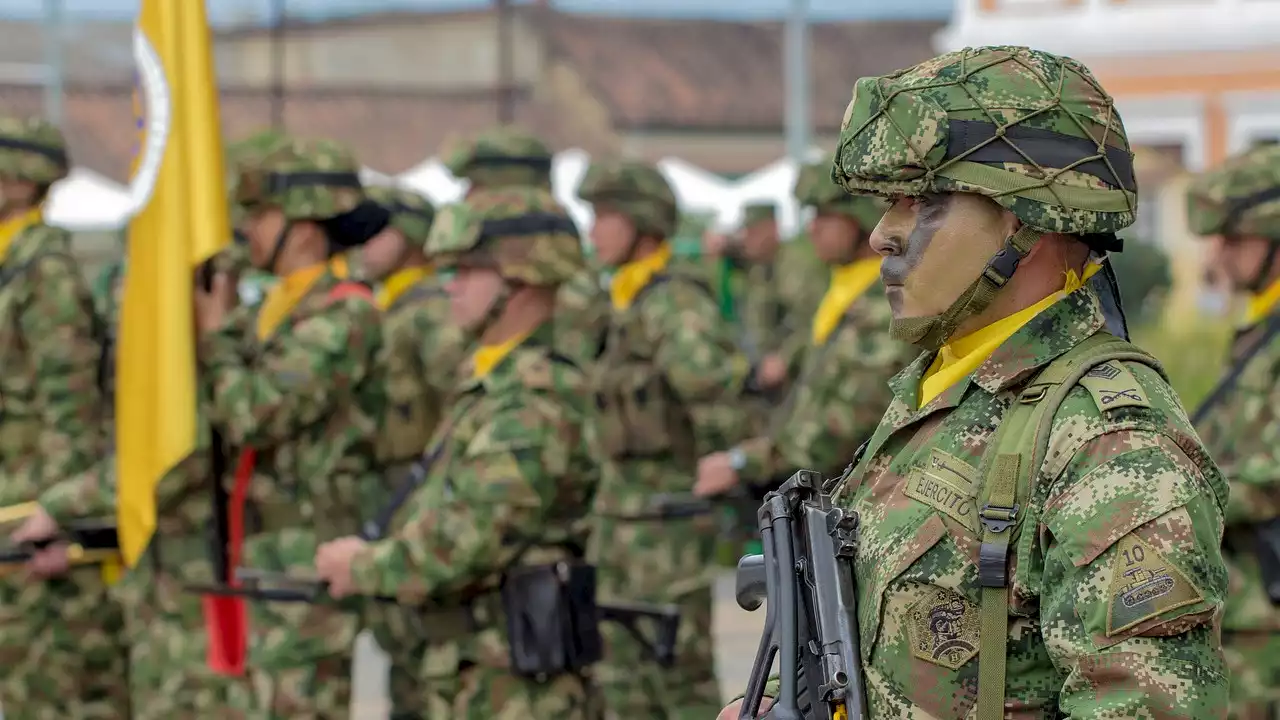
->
[471, 326, 536, 380]
[378, 265, 432, 310]
[256, 258, 345, 341]
[918, 261, 1102, 408]
[610, 243, 673, 311]
[0, 207, 43, 263]
[810, 258, 882, 345]
[1244, 275, 1280, 328]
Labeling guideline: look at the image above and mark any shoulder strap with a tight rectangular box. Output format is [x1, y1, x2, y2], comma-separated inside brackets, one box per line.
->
[1191, 312, 1280, 427]
[974, 332, 1162, 720]
[632, 270, 715, 308]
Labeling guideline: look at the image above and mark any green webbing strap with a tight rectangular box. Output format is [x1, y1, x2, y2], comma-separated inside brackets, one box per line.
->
[974, 332, 1162, 720]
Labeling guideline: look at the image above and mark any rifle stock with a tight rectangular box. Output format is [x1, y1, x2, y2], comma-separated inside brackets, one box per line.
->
[736, 469, 866, 720]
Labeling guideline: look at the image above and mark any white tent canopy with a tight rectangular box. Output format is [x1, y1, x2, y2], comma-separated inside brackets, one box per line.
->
[656, 157, 735, 227]
[550, 148, 593, 234]
[397, 159, 467, 204]
[45, 168, 132, 231]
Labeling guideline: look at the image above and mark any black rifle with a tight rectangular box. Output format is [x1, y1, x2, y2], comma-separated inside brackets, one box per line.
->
[187, 567, 683, 669]
[0, 517, 120, 569]
[735, 469, 866, 720]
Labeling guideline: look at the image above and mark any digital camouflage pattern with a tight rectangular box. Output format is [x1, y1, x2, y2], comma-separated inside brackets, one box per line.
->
[205, 138, 386, 717]
[826, 286, 1229, 718]
[1186, 143, 1280, 239]
[348, 322, 601, 719]
[833, 45, 1137, 236]
[736, 281, 912, 483]
[0, 115, 69, 184]
[577, 159, 680, 242]
[588, 230, 753, 717]
[794, 156, 888, 234]
[0, 218, 128, 717]
[440, 125, 554, 190]
[1186, 144, 1280, 718]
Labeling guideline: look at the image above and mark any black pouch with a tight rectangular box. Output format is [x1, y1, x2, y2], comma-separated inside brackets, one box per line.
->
[501, 561, 603, 679]
[1255, 518, 1280, 606]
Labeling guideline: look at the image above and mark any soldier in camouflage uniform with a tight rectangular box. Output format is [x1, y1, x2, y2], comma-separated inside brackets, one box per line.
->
[346, 184, 468, 718]
[721, 45, 1230, 720]
[103, 132, 289, 720]
[195, 136, 385, 718]
[0, 115, 130, 718]
[442, 125, 606, 362]
[694, 160, 912, 498]
[577, 159, 753, 719]
[1185, 144, 1280, 720]
[314, 186, 601, 719]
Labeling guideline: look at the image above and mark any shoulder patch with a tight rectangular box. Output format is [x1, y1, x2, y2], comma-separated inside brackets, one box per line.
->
[1106, 534, 1203, 636]
[907, 587, 980, 669]
[1078, 360, 1149, 412]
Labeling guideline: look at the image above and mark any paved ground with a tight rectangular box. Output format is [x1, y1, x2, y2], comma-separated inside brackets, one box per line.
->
[349, 571, 767, 718]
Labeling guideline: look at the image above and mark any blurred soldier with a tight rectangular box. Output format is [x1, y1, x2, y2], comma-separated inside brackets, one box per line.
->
[721, 45, 1229, 720]
[100, 131, 285, 720]
[314, 186, 601, 719]
[348, 184, 468, 718]
[197, 137, 385, 717]
[1186, 143, 1280, 720]
[577, 159, 753, 719]
[442, 125, 606, 362]
[0, 116, 129, 716]
[694, 160, 911, 498]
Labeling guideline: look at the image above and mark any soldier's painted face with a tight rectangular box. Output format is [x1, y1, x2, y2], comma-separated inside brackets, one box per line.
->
[446, 264, 505, 329]
[589, 208, 637, 266]
[361, 225, 409, 280]
[809, 212, 859, 265]
[871, 192, 1013, 320]
[1210, 233, 1278, 291]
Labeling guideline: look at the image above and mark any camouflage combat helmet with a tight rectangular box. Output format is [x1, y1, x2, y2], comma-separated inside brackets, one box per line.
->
[232, 137, 364, 222]
[834, 45, 1137, 236]
[226, 130, 288, 226]
[742, 203, 777, 227]
[576, 159, 679, 239]
[832, 46, 1136, 349]
[794, 157, 887, 231]
[365, 185, 436, 249]
[0, 116, 69, 185]
[427, 186, 583, 286]
[440, 126, 553, 190]
[1187, 144, 1280, 240]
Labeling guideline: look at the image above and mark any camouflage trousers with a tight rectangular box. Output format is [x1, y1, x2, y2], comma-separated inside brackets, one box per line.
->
[365, 603, 428, 718]
[236, 530, 361, 719]
[410, 664, 599, 719]
[118, 547, 254, 720]
[0, 567, 131, 719]
[1225, 631, 1280, 720]
[589, 458, 723, 720]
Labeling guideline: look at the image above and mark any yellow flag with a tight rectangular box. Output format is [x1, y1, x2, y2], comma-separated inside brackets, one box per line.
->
[116, 0, 229, 567]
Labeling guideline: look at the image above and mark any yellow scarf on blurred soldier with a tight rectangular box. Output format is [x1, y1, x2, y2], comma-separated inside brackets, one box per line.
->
[0, 207, 43, 263]
[378, 265, 432, 310]
[256, 256, 350, 341]
[611, 243, 673, 311]
[810, 258, 881, 345]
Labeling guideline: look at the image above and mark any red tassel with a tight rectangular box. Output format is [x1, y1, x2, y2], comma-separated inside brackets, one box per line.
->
[204, 448, 256, 676]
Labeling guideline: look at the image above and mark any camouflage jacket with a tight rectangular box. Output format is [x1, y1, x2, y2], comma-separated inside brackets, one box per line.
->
[1193, 316, 1280, 633]
[738, 285, 911, 482]
[738, 255, 819, 362]
[377, 273, 467, 469]
[349, 321, 599, 676]
[834, 287, 1229, 718]
[592, 269, 752, 478]
[198, 269, 385, 562]
[0, 223, 111, 521]
[555, 267, 608, 367]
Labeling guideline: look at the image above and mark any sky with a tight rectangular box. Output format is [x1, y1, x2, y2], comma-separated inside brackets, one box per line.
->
[0, 0, 954, 24]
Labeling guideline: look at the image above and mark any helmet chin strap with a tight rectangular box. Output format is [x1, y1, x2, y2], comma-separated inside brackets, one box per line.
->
[888, 225, 1042, 351]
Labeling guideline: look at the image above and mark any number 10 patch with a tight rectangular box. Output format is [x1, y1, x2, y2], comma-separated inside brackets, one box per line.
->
[1105, 533, 1203, 636]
